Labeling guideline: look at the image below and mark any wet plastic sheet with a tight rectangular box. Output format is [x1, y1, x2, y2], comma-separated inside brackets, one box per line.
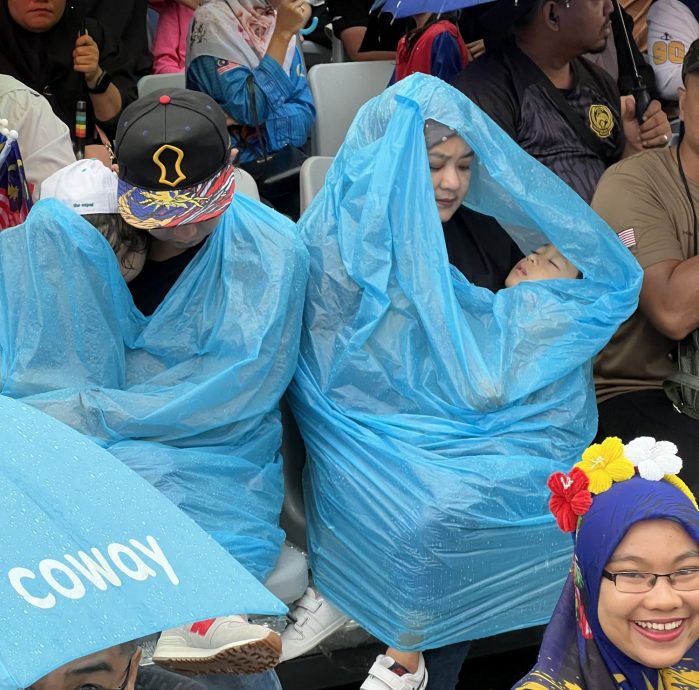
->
[289, 74, 643, 649]
[0, 197, 309, 582]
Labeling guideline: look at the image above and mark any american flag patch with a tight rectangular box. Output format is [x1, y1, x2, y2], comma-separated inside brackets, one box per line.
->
[618, 227, 636, 248]
[216, 59, 240, 75]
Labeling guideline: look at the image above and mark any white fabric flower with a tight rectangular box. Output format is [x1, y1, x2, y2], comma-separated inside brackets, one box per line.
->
[624, 436, 682, 481]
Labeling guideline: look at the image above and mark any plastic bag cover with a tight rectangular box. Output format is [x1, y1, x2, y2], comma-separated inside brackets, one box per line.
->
[0, 197, 309, 582]
[289, 74, 643, 649]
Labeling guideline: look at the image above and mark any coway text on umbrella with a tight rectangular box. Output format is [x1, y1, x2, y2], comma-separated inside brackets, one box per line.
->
[7, 535, 179, 609]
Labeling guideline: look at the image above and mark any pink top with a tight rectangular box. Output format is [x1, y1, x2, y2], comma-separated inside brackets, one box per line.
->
[150, 0, 194, 74]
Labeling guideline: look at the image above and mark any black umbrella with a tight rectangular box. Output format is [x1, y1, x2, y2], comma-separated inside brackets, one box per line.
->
[71, 0, 87, 159]
[610, 0, 651, 121]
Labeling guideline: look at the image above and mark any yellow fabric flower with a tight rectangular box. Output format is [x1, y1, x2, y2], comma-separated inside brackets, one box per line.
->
[574, 437, 634, 495]
[664, 473, 699, 510]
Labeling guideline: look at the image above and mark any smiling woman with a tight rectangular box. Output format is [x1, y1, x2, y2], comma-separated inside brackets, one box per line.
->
[599, 519, 699, 670]
[513, 437, 699, 690]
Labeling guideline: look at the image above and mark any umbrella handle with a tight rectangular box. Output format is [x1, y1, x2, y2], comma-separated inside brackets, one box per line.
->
[633, 85, 651, 123]
[300, 16, 319, 36]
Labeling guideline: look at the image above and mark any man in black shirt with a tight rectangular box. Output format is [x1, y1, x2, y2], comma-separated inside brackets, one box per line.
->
[326, 0, 406, 61]
[452, 0, 671, 202]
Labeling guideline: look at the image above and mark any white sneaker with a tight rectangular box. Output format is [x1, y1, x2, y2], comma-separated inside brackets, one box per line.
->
[152, 615, 282, 675]
[280, 588, 350, 661]
[360, 653, 428, 690]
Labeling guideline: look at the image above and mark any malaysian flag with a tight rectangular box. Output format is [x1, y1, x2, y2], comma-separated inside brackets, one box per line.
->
[0, 133, 32, 231]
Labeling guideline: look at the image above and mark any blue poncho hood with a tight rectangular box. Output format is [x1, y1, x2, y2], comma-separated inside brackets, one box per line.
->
[289, 74, 643, 648]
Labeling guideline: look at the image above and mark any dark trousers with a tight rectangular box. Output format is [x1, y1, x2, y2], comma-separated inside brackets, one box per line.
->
[597, 389, 699, 494]
[423, 641, 472, 690]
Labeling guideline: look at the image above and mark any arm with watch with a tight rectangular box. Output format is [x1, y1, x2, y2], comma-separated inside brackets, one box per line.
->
[73, 32, 124, 126]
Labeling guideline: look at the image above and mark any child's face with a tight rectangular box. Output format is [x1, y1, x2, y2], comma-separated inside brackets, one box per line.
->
[505, 244, 579, 287]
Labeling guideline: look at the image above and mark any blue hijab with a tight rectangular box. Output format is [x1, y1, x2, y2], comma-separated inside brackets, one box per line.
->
[514, 476, 699, 690]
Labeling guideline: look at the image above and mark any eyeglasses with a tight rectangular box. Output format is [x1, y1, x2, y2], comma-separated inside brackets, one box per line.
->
[602, 568, 699, 593]
[77, 655, 133, 690]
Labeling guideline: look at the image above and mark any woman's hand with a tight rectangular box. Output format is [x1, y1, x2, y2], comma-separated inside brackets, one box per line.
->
[73, 33, 102, 88]
[175, 0, 200, 9]
[273, 0, 309, 40]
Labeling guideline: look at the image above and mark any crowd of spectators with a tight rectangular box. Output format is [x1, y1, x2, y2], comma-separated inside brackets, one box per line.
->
[4, 0, 699, 689]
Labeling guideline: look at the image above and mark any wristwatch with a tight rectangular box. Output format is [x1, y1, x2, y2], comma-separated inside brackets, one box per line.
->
[87, 68, 112, 94]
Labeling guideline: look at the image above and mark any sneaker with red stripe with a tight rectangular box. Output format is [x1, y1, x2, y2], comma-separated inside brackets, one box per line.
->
[360, 653, 428, 690]
[153, 615, 282, 676]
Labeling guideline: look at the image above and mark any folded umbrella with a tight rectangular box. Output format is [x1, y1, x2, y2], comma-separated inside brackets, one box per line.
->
[0, 395, 285, 690]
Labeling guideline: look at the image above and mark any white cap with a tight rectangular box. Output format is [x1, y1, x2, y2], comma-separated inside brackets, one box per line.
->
[40, 159, 118, 215]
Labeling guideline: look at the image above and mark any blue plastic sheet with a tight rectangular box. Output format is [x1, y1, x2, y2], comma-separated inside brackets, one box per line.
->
[289, 74, 643, 649]
[0, 196, 309, 583]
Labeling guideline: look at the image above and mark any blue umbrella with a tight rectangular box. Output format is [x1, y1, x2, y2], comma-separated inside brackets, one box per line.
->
[0, 395, 285, 690]
[371, 0, 495, 18]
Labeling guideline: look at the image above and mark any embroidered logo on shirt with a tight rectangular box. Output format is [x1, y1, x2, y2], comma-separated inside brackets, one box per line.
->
[216, 58, 240, 75]
[618, 227, 637, 249]
[588, 104, 614, 139]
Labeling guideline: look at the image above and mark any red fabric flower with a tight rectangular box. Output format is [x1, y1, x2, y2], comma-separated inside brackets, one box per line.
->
[547, 467, 593, 532]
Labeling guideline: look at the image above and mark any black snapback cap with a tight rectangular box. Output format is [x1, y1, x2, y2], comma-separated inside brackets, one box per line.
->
[115, 88, 236, 230]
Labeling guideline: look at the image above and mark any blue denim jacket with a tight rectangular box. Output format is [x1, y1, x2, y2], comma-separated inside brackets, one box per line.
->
[187, 49, 315, 163]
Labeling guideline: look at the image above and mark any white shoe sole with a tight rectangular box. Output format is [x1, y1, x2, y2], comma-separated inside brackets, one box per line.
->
[153, 634, 282, 675]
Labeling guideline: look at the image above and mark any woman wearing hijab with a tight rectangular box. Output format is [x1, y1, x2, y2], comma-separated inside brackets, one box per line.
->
[279, 119, 523, 688]
[425, 119, 523, 294]
[514, 436, 699, 690]
[186, 0, 315, 165]
[0, 0, 137, 146]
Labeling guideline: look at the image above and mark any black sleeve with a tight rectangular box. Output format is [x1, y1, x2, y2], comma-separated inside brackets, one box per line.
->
[325, 0, 370, 34]
[85, 0, 152, 77]
[578, 58, 627, 164]
[451, 56, 519, 139]
[457, 5, 492, 43]
[88, 18, 138, 138]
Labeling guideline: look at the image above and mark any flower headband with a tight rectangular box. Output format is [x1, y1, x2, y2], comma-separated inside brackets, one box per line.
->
[548, 436, 698, 533]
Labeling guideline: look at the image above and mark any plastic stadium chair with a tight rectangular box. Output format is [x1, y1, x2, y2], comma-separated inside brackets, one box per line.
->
[302, 40, 332, 69]
[325, 22, 347, 63]
[307, 61, 395, 156]
[300, 156, 333, 213]
[137, 72, 186, 98]
[234, 166, 260, 201]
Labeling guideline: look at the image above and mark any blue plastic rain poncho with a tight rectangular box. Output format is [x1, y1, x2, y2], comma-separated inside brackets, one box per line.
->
[288, 74, 643, 649]
[0, 196, 309, 582]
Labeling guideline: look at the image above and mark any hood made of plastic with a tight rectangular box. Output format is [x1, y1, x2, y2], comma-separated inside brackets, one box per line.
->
[0, 196, 309, 582]
[289, 74, 642, 648]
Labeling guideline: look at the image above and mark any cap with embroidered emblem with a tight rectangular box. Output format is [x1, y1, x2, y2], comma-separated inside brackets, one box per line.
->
[114, 88, 235, 231]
